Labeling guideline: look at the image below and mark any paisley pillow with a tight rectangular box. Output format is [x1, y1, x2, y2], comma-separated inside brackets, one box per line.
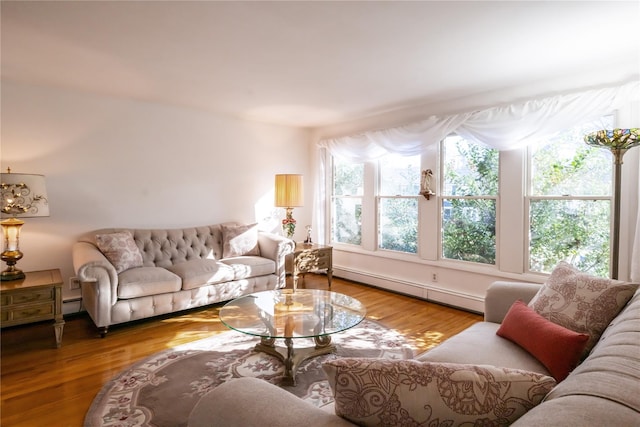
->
[322, 358, 556, 427]
[95, 231, 143, 273]
[528, 261, 638, 356]
[221, 223, 260, 258]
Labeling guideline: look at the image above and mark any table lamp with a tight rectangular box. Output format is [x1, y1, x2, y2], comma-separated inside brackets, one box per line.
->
[274, 174, 304, 238]
[0, 168, 50, 281]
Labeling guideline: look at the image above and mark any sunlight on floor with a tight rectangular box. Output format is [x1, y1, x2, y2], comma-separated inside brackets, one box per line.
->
[161, 316, 221, 323]
[413, 330, 446, 352]
[156, 311, 227, 347]
[165, 330, 226, 348]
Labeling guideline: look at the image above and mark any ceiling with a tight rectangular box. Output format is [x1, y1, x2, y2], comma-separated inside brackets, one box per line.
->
[2, 1, 639, 128]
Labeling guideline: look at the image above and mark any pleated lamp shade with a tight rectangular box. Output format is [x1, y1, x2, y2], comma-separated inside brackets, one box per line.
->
[274, 174, 304, 208]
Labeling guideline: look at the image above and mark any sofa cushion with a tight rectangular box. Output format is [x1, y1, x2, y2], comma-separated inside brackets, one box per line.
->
[542, 287, 640, 413]
[512, 394, 640, 427]
[417, 322, 551, 376]
[220, 256, 276, 280]
[497, 300, 589, 381]
[322, 358, 556, 427]
[221, 223, 260, 258]
[95, 231, 143, 273]
[117, 267, 182, 299]
[166, 259, 235, 290]
[528, 261, 638, 356]
[188, 377, 354, 427]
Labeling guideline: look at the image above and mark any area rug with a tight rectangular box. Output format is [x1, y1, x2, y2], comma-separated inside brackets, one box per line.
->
[85, 319, 413, 427]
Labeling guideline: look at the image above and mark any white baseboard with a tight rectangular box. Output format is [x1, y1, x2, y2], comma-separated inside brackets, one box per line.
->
[334, 267, 484, 314]
[63, 298, 84, 316]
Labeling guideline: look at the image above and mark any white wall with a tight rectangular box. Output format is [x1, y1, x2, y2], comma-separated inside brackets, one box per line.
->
[1, 81, 311, 303]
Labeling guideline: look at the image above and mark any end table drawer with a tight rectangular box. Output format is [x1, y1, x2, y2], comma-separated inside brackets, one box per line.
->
[297, 254, 330, 270]
[1, 288, 54, 306]
[0, 269, 65, 347]
[2, 301, 55, 323]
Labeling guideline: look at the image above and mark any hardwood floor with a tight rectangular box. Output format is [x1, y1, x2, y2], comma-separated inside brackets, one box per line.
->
[1, 274, 482, 426]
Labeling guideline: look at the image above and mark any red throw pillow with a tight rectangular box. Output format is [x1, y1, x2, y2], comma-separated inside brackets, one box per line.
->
[496, 300, 589, 381]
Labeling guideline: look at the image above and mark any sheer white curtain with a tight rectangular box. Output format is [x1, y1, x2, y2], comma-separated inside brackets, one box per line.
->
[632, 152, 640, 282]
[314, 81, 640, 274]
[318, 81, 639, 159]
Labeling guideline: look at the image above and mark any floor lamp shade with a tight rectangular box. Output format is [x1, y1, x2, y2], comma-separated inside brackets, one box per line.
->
[274, 174, 304, 239]
[584, 128, 639, 279]
[0, 171, 50, 281]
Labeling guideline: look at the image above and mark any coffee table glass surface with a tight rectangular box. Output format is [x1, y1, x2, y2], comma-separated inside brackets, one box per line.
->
[219, 289, 366, 385]
[219, 289, 366, 339]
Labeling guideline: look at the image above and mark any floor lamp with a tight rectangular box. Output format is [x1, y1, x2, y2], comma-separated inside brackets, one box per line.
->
[584, 128, 639, 279]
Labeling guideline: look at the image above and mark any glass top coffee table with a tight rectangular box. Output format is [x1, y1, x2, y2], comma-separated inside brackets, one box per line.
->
[219, 289, 366, 385]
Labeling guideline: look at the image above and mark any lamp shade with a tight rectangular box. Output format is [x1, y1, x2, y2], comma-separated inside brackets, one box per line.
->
[274, 174, 304, 208]
[0, 172, 50, 218]
[584, 128, 639, 151]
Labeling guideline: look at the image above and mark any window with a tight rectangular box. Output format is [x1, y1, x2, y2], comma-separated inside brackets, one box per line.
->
[527, 116, 614, 277]
[331, 157, 363, 245]
[378, 154, 420, 253]
[327, 114, 617, 277]
[441, 135, 499, 264]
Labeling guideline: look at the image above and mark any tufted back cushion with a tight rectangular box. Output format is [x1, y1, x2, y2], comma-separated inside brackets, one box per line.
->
[79, 223, 235, 268]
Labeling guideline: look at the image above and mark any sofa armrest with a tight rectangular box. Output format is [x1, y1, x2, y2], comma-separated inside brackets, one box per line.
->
[484, 281, 542, 323]
[72, 241, 119, 327]
[188, 377, 354, 427]
[72, 241, 118, 287]
[258, 232, 295, 287]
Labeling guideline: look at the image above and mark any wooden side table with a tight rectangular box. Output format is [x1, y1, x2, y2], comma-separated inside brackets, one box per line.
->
[288, 243, 333, 289]
[1, 269, 65, 348]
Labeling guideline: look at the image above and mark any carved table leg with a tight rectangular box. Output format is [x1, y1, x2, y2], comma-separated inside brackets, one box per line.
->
[254, 335, 336, 386]
[54, 318, 65, 348]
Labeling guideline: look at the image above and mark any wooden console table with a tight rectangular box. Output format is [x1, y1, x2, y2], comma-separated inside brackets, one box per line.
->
[288, 243, 333, 289]
[1, 269, 65, 348]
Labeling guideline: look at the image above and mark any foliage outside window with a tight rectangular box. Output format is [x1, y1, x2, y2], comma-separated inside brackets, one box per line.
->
[378, 154, 420, 253]
[328, 114, 616, 276]
[528, 116, 614, 277]
[441, 136, 499, 264]
[331, 157, 363, 245]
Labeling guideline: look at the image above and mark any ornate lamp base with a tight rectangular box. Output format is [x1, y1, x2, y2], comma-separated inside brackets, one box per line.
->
[1, 249, 25, 281]
[1, 265, 25, 281]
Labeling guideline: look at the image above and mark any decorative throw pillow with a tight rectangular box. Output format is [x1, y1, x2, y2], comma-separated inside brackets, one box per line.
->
[497, 300, 588, 381]
[221, 223, 260, 258]
[322, 358, 556, 427]
[95, 231, 144, 274]
[528, 261, 638, 356]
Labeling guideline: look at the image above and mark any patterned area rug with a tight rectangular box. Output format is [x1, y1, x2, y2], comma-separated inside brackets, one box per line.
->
[85, 319, 413, 427]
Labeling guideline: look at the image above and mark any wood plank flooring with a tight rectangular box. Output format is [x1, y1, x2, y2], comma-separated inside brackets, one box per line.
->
[1, 274, 482, 426]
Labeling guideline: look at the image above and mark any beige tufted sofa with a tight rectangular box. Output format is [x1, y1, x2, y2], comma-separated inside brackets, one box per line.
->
[72, 222, 294, 337]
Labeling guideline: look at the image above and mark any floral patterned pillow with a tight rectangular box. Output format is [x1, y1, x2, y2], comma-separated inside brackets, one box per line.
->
[322, 358, 556, 427]
[221, 223, 260, 258]
[95, 231, 144, 273]
[528, 261, 639, 356]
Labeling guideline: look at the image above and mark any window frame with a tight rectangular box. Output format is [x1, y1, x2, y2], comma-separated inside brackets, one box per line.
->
[524, 116, 615, 276]
[325, 113, 622, 279]
[376, 153, 421, 254]
[439, 136, 499, 266]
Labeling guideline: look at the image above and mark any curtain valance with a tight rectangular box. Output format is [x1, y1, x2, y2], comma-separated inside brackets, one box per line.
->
[318, 81, 639, 161]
